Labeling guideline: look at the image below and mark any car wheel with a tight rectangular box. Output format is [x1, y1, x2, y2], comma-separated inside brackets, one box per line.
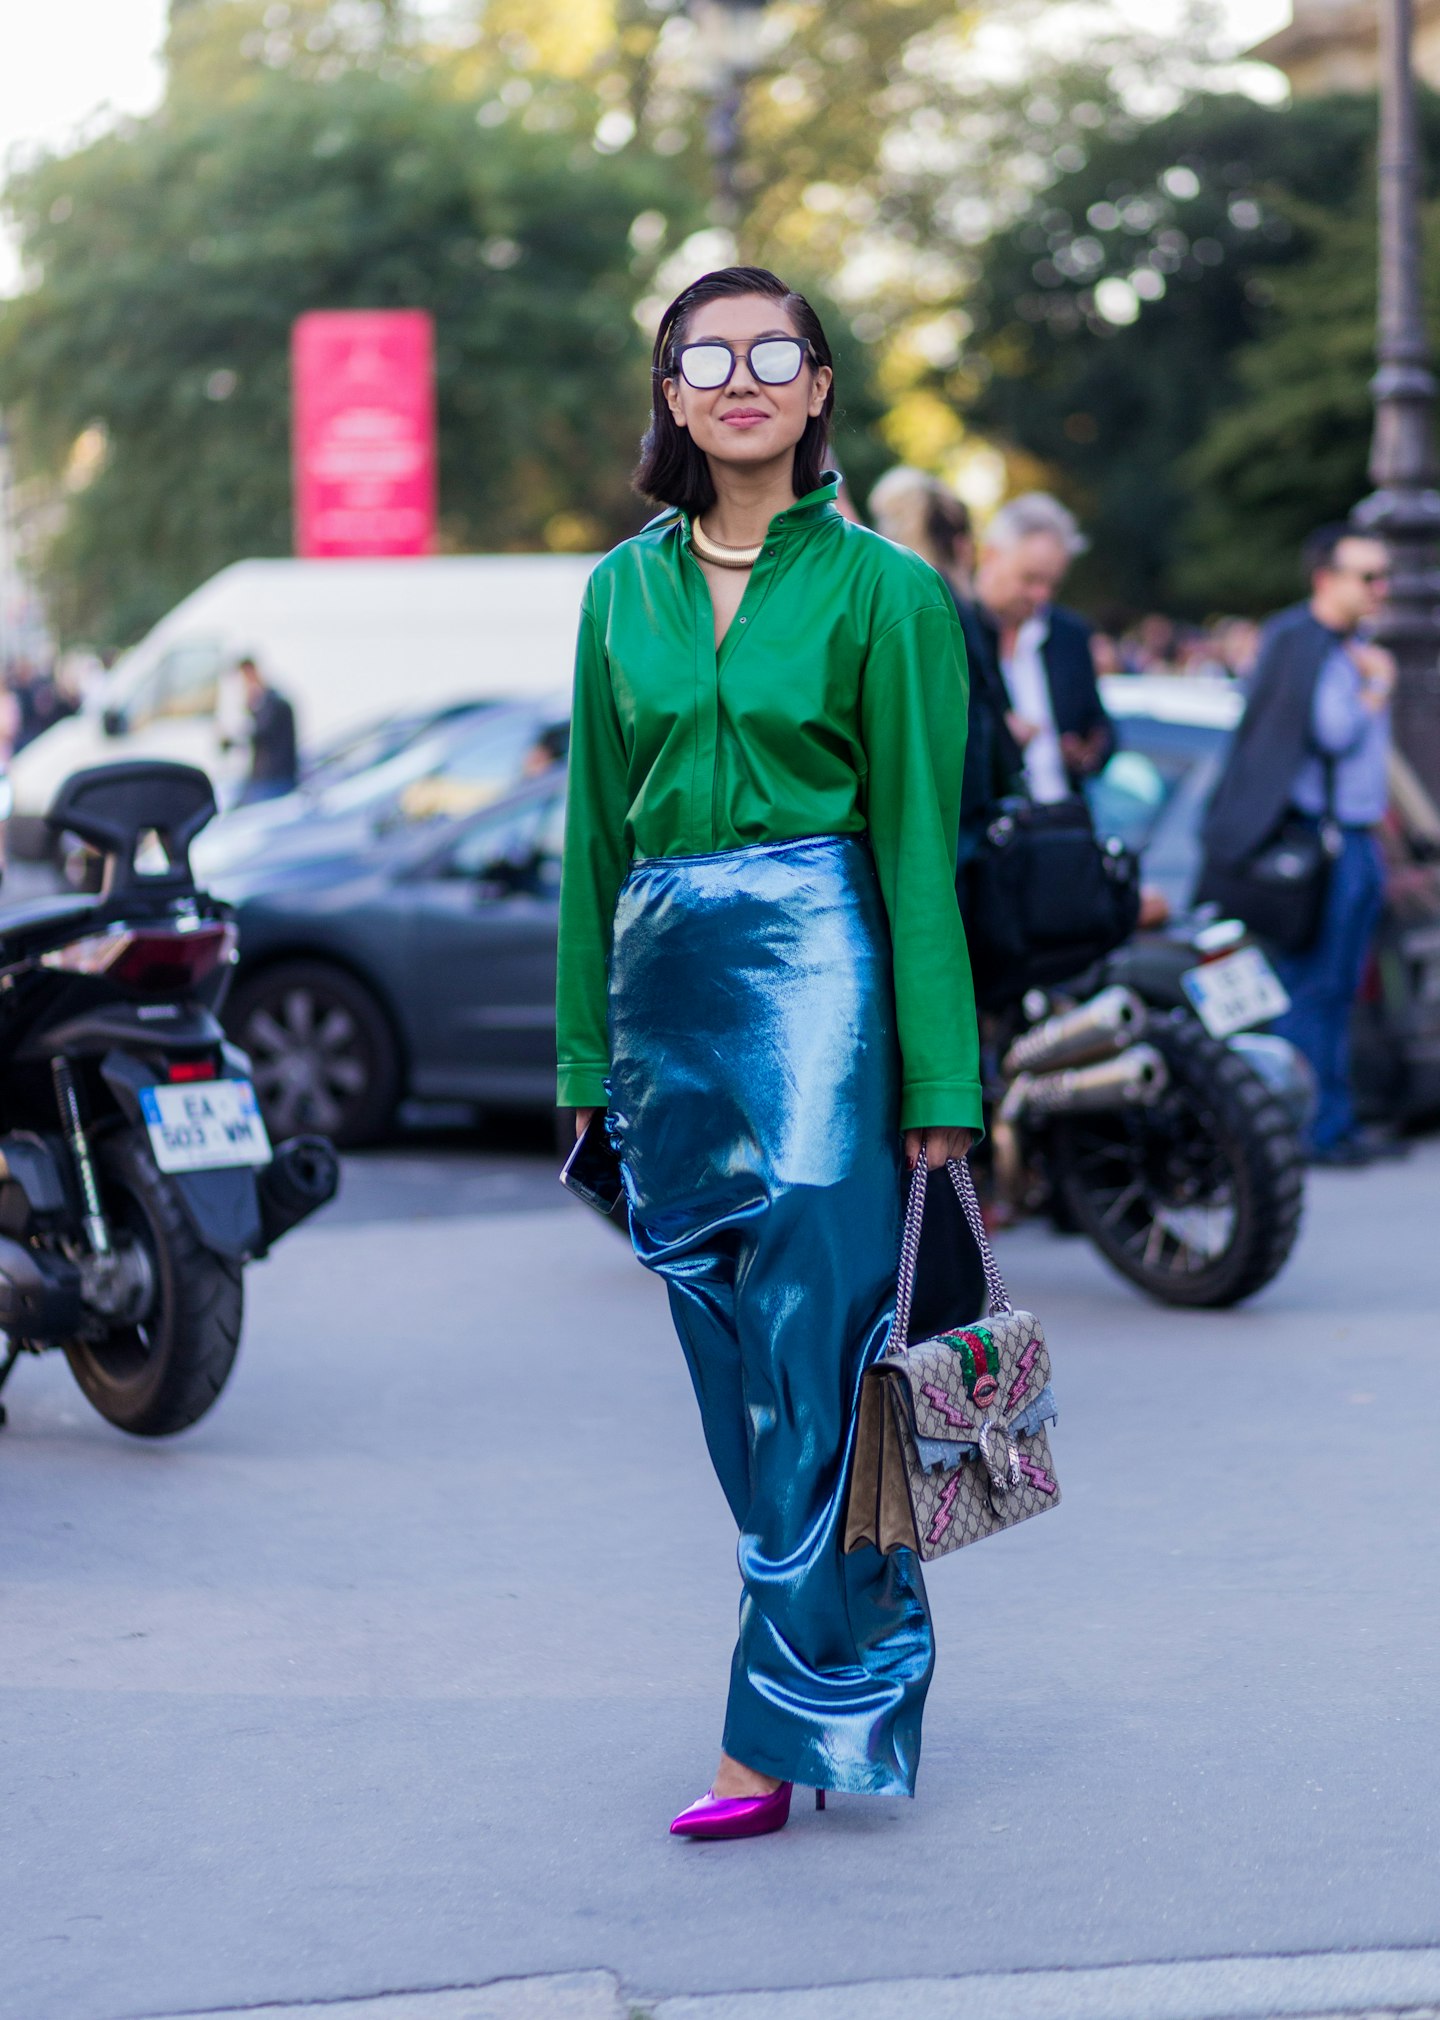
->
[226, 960, 400, 1148]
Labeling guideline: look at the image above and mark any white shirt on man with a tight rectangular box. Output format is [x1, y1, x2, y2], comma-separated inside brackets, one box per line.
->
[1002, 612, 1070, 803]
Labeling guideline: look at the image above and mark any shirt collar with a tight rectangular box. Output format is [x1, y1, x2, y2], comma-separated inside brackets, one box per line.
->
[664, 470, 842, 544]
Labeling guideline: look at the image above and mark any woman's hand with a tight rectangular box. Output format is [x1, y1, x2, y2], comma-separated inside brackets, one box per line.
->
[575, 1107, 598, 1141]
[904, 1126, 978, 1170]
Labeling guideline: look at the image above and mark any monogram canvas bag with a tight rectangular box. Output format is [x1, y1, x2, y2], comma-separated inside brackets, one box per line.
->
[845, 1151, 1060, 1563]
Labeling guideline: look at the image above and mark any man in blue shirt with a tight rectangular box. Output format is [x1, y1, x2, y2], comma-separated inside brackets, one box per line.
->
[1206, 524, 1395, 1164]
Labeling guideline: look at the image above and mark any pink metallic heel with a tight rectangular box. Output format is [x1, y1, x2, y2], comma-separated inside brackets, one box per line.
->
[669, 1783, 827, 1840]
[670, 1781, 792, 1840]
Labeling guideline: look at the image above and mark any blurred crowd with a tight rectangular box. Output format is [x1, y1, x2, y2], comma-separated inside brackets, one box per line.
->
[861, 467, 1259, 686]
[1092, 612, 1261, 684]
[0, 654, 94, 760]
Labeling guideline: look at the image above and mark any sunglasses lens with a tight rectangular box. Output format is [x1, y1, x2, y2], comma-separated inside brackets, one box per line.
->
[679, 344, 732, 389]
[751, 339, 805, 385]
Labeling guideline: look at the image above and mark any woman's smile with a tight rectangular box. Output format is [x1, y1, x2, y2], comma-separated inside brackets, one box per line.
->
[720, 406, 772, 428]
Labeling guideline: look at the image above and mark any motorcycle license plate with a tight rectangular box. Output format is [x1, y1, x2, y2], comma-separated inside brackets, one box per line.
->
[1181, 947, 1290, 1039]
[139, 1080, 273, 1173]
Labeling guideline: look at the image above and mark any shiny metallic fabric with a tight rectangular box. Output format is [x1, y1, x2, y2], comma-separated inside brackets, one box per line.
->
[607, 834, 933, 1797]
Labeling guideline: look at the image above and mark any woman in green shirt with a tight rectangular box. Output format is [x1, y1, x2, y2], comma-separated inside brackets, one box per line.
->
[558, 267, 981, 1840]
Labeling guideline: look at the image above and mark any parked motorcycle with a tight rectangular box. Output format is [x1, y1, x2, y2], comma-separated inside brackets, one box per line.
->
[985, 916, 1309, 1308]
[0, 761, 338, 1436]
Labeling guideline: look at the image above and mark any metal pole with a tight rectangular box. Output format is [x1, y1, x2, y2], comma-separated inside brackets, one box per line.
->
[1353, 0, 1440, 797]
[693, 0, 770, 230]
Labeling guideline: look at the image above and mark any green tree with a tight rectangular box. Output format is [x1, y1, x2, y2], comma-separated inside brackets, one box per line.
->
[961, 90, 1440, 618]
[0, 66, 698, 647]
[1176, 199, 1440, 611]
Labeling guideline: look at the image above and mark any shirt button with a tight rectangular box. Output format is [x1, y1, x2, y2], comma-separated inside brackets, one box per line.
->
[739, 616, 748, 623]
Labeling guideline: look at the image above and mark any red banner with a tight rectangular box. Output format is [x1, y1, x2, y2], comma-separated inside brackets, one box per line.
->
[291, 309, 436, 558]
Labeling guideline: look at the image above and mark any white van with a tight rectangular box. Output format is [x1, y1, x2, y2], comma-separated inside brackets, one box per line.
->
[8, 552, 596, 857]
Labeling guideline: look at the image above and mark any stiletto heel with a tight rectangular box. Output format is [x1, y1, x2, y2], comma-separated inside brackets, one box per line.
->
[815, 1789, 826, 1811]
[670, 1781, 793, 1840]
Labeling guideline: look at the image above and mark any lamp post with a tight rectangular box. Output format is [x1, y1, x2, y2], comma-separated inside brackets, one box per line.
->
[1353, 0, 1440, 798]
[691, 0, 772, 225]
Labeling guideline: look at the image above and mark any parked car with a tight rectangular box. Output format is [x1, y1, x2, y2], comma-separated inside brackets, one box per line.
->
[191, 698, 562, 882]
[214, 774, 565, 1144]
[215, 678, 1440, 1147]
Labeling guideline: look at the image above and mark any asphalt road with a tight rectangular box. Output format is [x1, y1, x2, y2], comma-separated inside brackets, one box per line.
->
[3, 1135, 1439, 2020]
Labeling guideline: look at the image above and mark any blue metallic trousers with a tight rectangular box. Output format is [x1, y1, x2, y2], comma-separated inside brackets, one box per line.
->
[607, 835, 933, 1796]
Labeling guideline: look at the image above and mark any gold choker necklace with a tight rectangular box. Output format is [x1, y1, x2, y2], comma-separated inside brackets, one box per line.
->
[691, 518, 762, 569]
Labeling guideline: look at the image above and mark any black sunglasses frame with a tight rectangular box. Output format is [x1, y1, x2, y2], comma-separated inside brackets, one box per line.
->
[661, 337, 815, 391]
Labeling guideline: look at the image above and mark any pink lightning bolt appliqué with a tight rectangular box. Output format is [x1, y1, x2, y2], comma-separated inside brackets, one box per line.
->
[926, 1472, 963, 1547]
[920, 1383, 975, 1431]
[1006, 1338, 1041, 1412]
[1019, 1454, 1057, 1495]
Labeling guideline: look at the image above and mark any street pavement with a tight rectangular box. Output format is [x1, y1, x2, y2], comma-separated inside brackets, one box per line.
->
[2, 1134, 1439, 2020]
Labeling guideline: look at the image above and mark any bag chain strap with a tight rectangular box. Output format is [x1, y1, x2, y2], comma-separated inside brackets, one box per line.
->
[891, 1141, 1014, 1353]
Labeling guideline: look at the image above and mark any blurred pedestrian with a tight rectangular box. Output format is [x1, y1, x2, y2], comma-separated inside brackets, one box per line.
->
[1128, 612, 1179, 674]
[869, 464, 975, 593]
[520, 721, 570, 779]
[9, 657, 74, 751]
[236, 655, 298, 805]
[869, 466, 1021, 860]
[558, 267, 981, 1839]
[1200, 524, 1396, 1165]
[973, 493, 1114, 802]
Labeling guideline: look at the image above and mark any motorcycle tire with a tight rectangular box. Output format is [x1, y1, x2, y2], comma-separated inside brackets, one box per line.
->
[63, 1129, 244, 1436]
[1050, 1012, 1304, 1308]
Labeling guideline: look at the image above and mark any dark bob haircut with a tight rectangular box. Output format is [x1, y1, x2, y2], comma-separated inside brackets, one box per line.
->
[634, 266, 835, 516]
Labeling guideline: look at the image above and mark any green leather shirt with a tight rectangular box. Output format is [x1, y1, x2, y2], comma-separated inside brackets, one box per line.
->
[556, 476, 982, 1131]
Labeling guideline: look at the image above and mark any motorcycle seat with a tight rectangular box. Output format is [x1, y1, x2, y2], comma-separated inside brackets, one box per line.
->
[0, 893, 104, 942]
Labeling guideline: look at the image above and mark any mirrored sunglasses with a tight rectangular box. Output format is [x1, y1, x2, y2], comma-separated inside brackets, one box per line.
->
[674, 338, 810, 391]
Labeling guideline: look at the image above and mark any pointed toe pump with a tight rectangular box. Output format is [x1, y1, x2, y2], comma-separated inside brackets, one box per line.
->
[669, 1783, 825, 1841]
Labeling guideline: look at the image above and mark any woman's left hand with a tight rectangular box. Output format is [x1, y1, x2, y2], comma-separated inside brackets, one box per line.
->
[904, 1127, 978, 1170]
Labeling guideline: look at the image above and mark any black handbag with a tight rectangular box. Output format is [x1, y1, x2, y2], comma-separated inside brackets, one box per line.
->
[963, 795, 1140, 1006]
[1198, 761, 1339, 957]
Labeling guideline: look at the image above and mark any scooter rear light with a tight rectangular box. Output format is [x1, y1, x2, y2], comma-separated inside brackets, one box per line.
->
[169, 1059, 218, 1083]
[41, 921, 238, 995]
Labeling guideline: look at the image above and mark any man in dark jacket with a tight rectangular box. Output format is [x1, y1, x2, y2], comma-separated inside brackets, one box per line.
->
[237, 656, 299, 805]
[973, 492, 1115, 804]
[1201, 524, 1395, 1164]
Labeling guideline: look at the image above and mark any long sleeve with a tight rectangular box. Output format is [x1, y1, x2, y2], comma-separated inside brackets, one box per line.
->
[556, 604, 630, 1110]
[1311, 648, 1370, 757]
[860, 601, 983, 1132]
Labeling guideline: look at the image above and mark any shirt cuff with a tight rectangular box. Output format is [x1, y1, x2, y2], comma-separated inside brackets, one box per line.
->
[556, 1060, 609, 1111]
[899, 1078, 985, 1135]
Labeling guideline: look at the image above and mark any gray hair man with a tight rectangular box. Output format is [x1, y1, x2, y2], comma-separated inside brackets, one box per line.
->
[973, 492, 1114, 802]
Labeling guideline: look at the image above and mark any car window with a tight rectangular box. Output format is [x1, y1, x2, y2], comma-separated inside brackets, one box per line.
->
[1085, 749, 1176, 852]
[127, 641, 227, 728]
[448, 789, 564, 891]
[395, 713, 557, 825]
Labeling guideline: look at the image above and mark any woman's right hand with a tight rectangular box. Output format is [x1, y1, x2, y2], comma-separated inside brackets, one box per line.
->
[576, 1107, 598, 1140]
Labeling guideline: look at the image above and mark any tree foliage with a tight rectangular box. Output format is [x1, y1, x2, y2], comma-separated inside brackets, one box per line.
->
[1175, 198, 1440, 612]
[0, 64, 698, 646]
[961, 88, 1440, 619]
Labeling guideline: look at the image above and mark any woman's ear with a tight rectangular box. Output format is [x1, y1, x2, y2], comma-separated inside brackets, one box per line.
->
[809, 365, 833, 418]
[662, 375, 688, 430]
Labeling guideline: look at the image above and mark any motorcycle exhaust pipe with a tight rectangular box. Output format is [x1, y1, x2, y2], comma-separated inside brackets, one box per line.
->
[257, 1135, 340, 1251]
[1002, 986, 1146, 1078]
[1004, 1043, 1170, 1120]
[0, 1235, 84, 1338]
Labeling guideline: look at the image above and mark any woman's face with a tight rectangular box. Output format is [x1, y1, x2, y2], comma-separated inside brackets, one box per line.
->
[662, 293, 832, 479]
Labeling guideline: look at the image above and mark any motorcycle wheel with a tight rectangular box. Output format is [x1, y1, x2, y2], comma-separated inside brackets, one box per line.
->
[63, 1129, 244, 1436]
[1051, 1013, 1304, 1308]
